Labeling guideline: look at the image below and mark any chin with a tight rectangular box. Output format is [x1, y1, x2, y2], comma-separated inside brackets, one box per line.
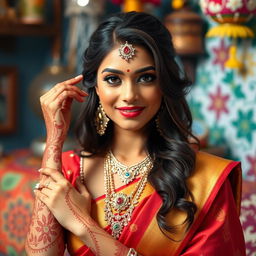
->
[115, 122, 150, 133]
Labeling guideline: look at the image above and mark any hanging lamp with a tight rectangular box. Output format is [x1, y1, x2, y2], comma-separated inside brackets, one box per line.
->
[111, 0, 160, 12]
[164, 0, 205, 82]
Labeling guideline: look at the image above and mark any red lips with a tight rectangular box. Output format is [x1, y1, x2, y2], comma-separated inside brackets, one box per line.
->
[116, 106, 145, 118]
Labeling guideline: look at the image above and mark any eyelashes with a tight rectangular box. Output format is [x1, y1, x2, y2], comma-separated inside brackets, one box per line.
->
[103, 75, 121, 85]
[103, 73, 157, 86]
[138, 73, 156, 83]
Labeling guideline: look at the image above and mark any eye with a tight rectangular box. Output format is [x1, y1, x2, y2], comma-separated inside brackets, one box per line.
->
[103, 75, 121, 85]
[137, 73, 156, 83]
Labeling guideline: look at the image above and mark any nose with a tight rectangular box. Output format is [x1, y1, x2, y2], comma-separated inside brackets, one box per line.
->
[121, 82, 138, 103]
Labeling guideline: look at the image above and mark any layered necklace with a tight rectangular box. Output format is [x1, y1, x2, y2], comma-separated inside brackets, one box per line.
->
[104, 151, 153, 239]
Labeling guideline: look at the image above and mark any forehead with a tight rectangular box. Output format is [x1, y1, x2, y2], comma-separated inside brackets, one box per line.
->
[98, 45, 155, 72]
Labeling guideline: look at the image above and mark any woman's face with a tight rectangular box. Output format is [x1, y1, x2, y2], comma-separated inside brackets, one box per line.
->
[96, 44, 162, 133]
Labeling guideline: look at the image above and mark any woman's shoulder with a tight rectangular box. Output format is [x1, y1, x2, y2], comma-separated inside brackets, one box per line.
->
[62, 150, 80, 168]
[193, 151, 240, 178]
[61, 150, 81, 185]
[190, 150, 241, 189]
[188, 150, 242, 213]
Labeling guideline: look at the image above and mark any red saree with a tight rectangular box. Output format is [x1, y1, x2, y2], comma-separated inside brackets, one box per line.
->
[61, 151, 246, 256]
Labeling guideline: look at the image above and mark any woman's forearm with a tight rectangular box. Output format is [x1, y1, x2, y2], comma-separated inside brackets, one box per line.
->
[25, 75, 85, 255]
[78, 216, 130, 256]
[25, 197, 65, 255]
[25, 139, 65, 255]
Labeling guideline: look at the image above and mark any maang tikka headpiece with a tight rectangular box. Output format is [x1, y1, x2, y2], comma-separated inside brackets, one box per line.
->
[118, 41, 136, 61]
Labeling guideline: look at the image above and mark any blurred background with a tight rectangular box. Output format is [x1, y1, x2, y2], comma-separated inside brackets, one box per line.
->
[0, 0, 255, 255]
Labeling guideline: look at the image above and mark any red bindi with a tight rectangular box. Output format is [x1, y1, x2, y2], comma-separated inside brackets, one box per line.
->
[127, 69, 130, 72]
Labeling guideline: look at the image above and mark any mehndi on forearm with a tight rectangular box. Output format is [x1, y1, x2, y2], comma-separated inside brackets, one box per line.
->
[64, 186, 140, 256]
[25, 198, 65, 255]
[25, 128, 65, 255]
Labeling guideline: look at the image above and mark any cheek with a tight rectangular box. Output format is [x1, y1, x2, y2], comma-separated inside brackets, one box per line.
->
[145, 87, 162, 106]
[97, 86, 116, 106]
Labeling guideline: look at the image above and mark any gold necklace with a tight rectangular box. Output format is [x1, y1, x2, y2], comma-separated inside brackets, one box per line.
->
[104, 151, 153, 239]
[109, 151, 152, 184]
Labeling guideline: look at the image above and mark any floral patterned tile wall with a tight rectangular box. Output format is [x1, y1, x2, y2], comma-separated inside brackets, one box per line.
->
[188, 36, 256, 255]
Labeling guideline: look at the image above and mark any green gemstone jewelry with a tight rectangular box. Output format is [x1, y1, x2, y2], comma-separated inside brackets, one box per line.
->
[104, 151, 153, 239]
[109, 150, 151, 185]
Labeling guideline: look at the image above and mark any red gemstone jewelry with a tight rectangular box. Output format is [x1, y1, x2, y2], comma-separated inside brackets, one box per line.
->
[118, 41, 136, 61]
[104, 151, 153, 239]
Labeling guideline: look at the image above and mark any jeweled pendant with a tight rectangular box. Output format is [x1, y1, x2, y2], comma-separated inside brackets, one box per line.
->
[122, 170, 135, 184]
[111, 221, 123, 238]
[111, 193, 129, 211]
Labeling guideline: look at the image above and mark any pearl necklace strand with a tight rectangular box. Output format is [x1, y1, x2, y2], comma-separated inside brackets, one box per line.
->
[104, 151, 153, 239]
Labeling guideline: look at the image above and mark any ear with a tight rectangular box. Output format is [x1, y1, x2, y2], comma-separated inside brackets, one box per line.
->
[95, 85, 99, 96]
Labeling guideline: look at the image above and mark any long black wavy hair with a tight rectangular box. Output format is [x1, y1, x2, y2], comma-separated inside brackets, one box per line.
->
[75, 11, 198, 236]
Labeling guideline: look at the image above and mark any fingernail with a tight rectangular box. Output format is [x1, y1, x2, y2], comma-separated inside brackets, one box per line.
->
[38, 168, 42, 172]
[75, 74, 83, 79]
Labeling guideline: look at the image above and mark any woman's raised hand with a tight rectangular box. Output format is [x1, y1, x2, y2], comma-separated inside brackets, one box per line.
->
[34, 168, 93, 237]
[40, 75, 87, 144]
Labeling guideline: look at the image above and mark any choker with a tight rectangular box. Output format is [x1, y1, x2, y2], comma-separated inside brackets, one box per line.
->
[109, 151, 151, 184]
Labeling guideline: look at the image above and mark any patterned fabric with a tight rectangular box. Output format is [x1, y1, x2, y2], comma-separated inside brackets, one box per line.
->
[188, 36, 256, 254]
[62, 150, 245, 256]
[0, 150, 40, 256]
[0, 144, 254, 255]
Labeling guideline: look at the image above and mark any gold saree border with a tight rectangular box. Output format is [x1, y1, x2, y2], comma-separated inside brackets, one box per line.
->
[66, 180, 155, 254]
[136, 151, 241, 256]
[66, 151, 242, 256]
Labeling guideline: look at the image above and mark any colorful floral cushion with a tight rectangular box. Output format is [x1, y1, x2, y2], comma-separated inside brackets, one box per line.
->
[0, 150, 40, 256]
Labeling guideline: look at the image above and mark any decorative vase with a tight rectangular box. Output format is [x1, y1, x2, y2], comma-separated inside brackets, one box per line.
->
[164, 0, 205, 82]
[165, 8, 204, 56]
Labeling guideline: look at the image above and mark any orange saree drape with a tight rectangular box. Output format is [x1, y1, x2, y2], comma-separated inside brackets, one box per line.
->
[61, 151, 246, 256]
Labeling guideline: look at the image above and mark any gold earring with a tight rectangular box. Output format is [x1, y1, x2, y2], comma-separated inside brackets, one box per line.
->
[155, 112, 164, 137]
[94, 102, 109, 136]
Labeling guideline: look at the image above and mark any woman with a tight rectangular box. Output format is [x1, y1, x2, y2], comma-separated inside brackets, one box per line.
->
[25, 12, 245, 255]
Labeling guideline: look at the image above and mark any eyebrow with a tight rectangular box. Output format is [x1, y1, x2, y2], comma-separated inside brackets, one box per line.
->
[101, 66, 155, 74]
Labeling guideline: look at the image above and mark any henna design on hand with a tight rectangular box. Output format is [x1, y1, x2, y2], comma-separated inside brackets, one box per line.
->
[42, 113, 66, 169]
[114, 240, 129, 256]
[64, 187, 101, 255]
[26, 200, 64, 254]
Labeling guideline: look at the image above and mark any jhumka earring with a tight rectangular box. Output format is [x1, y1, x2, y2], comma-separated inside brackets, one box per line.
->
[155, 112, 164, 137]
[118, 41, 136, 61]
[94, 102, 109, 136]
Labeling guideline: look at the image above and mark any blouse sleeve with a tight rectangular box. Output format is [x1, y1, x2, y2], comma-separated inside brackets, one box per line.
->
[180, 179, 246, 255]
[61, 150, 81, 187]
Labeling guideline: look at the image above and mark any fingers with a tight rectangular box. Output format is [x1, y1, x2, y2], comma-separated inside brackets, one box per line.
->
[48, 74, 86, 95]
[63, 74, 83, 86]
[40, 75, 88, 107]
[75, 177, 89, 196]
[39, 168, 64, 183]
[39, 179, 55, 190]
[34, 189, 49, 205]
[41, 85, 87, 107]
